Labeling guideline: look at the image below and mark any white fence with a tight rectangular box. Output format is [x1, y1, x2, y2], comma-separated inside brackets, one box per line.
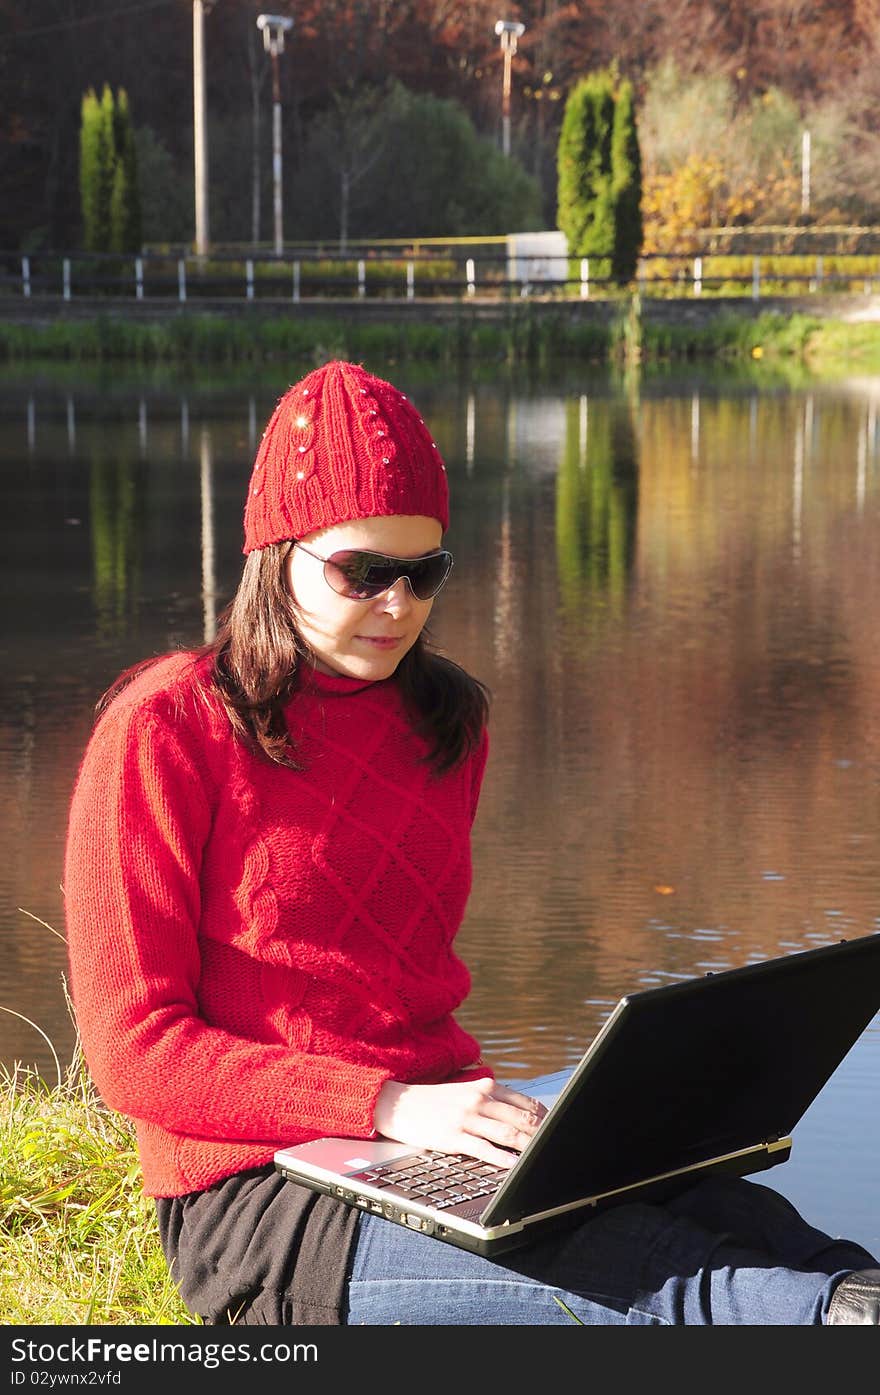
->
[6, 246, 880, 304]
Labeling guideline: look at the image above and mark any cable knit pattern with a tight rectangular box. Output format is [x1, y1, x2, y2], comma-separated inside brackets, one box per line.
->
[64, 652, 488, 1197]
[243, 360, 449, 553]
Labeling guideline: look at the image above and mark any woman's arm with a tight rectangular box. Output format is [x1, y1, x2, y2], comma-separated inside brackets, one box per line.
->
[64, 693, 391, 1144]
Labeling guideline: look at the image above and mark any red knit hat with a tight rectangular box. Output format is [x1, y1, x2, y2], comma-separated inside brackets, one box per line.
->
[243, 360, 449, 553]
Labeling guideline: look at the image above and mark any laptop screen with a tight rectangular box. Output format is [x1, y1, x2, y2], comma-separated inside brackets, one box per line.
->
[483, 934, 880, 1226]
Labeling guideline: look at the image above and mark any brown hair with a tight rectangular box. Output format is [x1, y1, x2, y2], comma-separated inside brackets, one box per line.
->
[97, 542, 489, 773]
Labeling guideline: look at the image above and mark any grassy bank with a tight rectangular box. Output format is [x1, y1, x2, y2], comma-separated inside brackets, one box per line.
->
[2, 302, 879, 370]
[0, 1055, 190, 1325]
[799, 318, 880, 373]
[0, 309, 611, 367]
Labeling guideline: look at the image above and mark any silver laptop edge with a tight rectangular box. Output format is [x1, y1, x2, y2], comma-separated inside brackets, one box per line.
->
[275, 1135, 793, 1250]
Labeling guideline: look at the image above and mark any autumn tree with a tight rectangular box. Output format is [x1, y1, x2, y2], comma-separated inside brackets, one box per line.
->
[637, 59, 852, 248]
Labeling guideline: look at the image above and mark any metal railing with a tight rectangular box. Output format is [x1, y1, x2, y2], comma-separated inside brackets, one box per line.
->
[3, 248, 880, 305]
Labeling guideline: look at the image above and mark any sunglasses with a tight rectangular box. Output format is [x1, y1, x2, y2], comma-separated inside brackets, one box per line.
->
[293, 541, 454, 601]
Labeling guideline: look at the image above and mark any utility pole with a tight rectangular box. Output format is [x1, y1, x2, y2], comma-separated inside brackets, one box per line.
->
[257, 14, 294, 256]
[801, 129, 811, 219]
[495, 19, 525, 158]
[192, 1, 216, 257]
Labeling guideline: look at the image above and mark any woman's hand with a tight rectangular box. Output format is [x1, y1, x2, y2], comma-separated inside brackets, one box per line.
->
[373, 1077, 548, 1168]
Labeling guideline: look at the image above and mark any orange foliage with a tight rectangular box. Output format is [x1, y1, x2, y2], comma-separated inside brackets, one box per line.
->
[642, 154, 804, 253]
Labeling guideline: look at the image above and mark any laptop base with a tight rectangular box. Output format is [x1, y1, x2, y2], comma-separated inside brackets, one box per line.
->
[276, 1136, 792, 1258]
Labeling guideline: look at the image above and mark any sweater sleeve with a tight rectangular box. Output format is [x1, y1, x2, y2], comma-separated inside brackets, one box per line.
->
[64, 692, 391, 1145]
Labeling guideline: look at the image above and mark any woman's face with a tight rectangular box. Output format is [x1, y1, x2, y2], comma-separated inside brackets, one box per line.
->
[285, 514, 443, 680]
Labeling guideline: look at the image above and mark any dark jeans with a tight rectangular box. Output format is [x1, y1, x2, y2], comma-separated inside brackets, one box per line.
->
[347, 1176, 878, 1325]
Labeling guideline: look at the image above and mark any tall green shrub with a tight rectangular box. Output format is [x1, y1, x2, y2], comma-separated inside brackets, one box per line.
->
[80, 84, 141, 253]
[558, 69, 644, 285]
[109, 89, 142, 253]
[611, 79, 643, 284]
[109, 160, 129, 256]
[557, 71, 616, 262]
[79, 87, 114, 251]
[97, 85, 117, 248]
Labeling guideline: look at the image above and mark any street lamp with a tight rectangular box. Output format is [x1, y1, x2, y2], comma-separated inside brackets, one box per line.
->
[257, 13, 294, 256]
[192, 1, 218, 256]
[801, 128, 811, 219]
[494, 18, 525, 158]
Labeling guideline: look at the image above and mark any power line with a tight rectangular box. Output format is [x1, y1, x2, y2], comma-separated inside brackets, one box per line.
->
[0, 0, 180, 44]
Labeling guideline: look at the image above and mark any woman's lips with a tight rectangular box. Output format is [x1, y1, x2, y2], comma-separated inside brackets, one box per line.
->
[357, 635, 403, 649]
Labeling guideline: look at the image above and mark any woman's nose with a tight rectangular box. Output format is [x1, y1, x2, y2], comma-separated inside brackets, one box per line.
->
[374, 576, 416, 612]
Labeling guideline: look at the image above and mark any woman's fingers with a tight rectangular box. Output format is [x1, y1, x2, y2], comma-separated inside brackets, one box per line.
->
[486, 1083, 548, 1123]
[372, 1077, 549, 1166]
[477, 1084, 548, 1131]
[462, 1083, 548, 1153]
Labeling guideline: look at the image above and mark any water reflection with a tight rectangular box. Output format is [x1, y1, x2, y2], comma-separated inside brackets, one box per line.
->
[457, 374, 880, 1044]
[90, 441, 145, 638]
[2, 362, 880, 1244]
[200, 426, 217, 642]
[555, 391, 639, 617]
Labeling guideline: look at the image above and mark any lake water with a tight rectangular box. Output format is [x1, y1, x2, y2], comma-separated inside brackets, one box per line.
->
[2, 356, 879, 1254]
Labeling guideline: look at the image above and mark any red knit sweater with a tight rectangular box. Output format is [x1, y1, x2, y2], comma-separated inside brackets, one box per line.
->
[64, 652, 489, 1197]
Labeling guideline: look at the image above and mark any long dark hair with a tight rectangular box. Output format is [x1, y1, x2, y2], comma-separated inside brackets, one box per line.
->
[97, 541, 490, 773]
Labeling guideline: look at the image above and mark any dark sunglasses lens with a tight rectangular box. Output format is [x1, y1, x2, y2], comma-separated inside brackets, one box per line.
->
[325, 551, 452, 601]
[323, 552, 382, 598]
[399, 552, 452, 600]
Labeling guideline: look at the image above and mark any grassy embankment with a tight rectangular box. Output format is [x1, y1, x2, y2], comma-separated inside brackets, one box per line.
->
[1, 1052, 191, 1325]
[1, 900, 189, 1324]
[1, 301, 880, 372]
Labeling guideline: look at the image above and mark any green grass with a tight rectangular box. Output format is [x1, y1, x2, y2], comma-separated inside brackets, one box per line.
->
[2, 301, 877, 371]
[0, 1046, 191, 1325]
[802, 319, 880, 374]
[0, 309, 606, 367]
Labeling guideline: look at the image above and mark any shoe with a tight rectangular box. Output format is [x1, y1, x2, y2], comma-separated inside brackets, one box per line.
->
[826, 1269, 880, 1324]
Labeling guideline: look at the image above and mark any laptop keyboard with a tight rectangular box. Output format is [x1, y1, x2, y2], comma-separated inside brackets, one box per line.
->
[349, 1151, 508, 1209]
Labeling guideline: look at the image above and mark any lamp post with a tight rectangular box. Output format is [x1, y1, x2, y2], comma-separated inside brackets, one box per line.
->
[494, 19, 525, 158]
[801, 128, 811, 219]
[257, 13, 294, 256]
[192, 1, 218, 256]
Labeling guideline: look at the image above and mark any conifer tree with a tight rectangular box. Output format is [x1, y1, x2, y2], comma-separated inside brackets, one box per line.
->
[557, 70, 616, 263]
[611, 78, 643, 284]
[558, 68, 644, 285]
[109, 88, 142, 253]
[79, 88, 110, 251]
[96, 84, 117, 250]
[109, 158, 129, 255]
[80, 84, 142, 253]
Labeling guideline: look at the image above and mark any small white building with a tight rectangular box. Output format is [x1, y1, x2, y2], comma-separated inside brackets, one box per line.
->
[506, 230, 569, 290]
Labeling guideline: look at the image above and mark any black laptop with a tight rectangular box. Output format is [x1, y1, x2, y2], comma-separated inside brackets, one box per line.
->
[274, 933, 880, 1256]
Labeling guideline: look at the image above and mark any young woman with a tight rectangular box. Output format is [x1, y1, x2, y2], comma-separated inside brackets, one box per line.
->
[64, 359, 880, 1326]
